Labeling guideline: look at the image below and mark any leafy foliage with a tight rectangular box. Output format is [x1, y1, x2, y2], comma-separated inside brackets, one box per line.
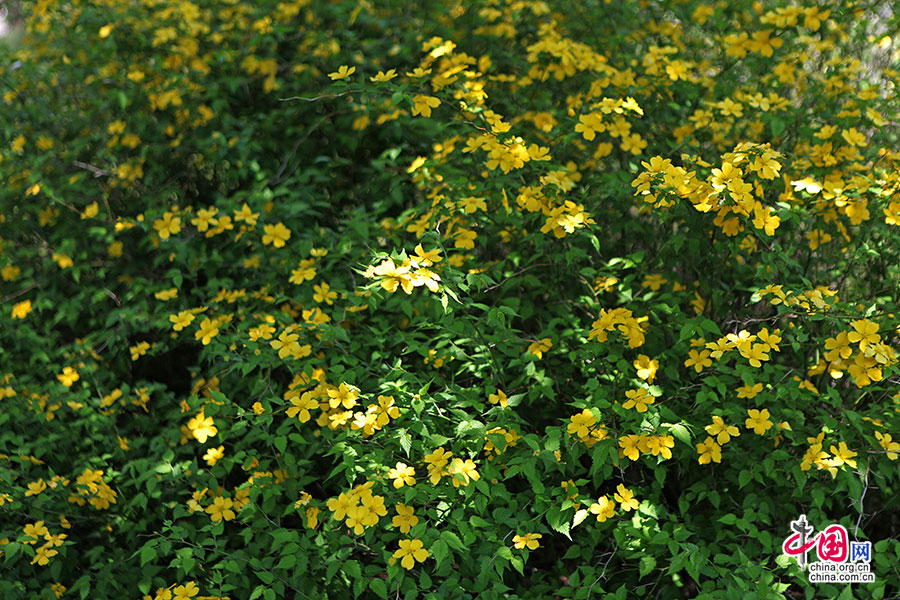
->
[2, 0, 900, 598]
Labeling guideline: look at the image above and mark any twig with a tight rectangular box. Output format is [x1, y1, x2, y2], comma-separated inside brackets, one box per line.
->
[1, 282, 39, 304]
[854, 459, 869, 537]
[278, 90, 353, 102]
[73, 160, 110, 178]
[483, 263, 552, 292]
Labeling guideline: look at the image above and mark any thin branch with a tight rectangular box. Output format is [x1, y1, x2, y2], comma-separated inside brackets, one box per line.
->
[73, 160, 111, 178]
[278, 90, 353, 103]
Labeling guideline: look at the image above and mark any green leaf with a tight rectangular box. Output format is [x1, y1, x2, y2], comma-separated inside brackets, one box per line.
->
[430, 539, 449, 568]
[718, 514, 737, 525]
[369, 578, 388, 599]
[769, 117, 786, 139]
[344, 560, 362, 581]
[398, 429, 413, 456]
[639, 555, 657, 578]
[546, 506, 572, 540]
[510, 555, 524, 575]
[666, 422, 692, 445]
[441, 530, 465, 551]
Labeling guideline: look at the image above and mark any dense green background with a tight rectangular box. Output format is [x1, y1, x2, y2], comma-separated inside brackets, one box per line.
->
[1, 1, 899, 599]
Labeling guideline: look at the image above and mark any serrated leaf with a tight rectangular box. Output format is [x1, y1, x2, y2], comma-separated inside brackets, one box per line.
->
[430, 539, 449, 567]
[718, 514, 737, 524]
[441, 530, 465, 551]
[665, 423, 692, 445]
[572, 508, 589, 528]
[398, 429, 412, 457]
[369, 578, 388, 599]
[510, 555, 524, 575]
[639, 555, 657, 578]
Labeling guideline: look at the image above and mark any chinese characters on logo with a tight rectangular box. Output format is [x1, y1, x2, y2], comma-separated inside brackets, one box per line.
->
[782, 514, 874, 584]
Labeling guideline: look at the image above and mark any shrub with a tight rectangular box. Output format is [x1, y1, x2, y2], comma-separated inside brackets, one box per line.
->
[1, 0, 899, 598]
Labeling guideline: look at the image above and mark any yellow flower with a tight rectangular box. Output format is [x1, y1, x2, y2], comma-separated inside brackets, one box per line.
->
[393, 538, 429, 569]
[305, 506, 321, 529]
[646, 434, 674, 459]
[81, 202, 99, 219]
[633, 354, 659, 382]
[459, 196, 487, 213]
[527, 337, 552, 359]
[567, 409, 596, 439]
[423, 447, 452, 484]
[57, 367, 80, 387]
[411, 95, 440, 118]
[841, 128, 865, 147]
[205, 497, 235, 522]
[98, 24, 114, 38]
[684, 349, 712, 372]
[875, 432, 899, 460]
[512, 533, 542, 550]
[154, 288, 178, 301]
[233, 203, 259, 226]
[170, 311, 196, 331]
[488, 389, 508, 408]
[618, 435, 642, 461]
[327, 382, 358, 409]
[11, 300, 32, 319]
[589, 496, 615, 522]
[370, 69, 398, 83]
[623, 388, 654, 413]
[405, 67, 432, 78]
[195, 318, 219, 345]
[1, 264, 20, 281]
[187, 412, 217, 443]
[736, 382, 763, 398]
[23, 521, 49, 543]
[262, 223, 291, 247]
[387, 462, 416, 488]
[52, 253, 73, 268]
[290, 259, 316, 284]
[745, 409, 773, 434]
[313, 282, 338, 304]
[172, 581, 199, 600]
[392, 504, 419, 533]
[31, 543, 58, 566]
[696, 436, 722, 464]
[447, 458, 479, 487]
[848, 319, 880, 351]
[153, 212, 181, 240]
[203, 445, 225, 466]
[613, 484, 639, 511]
[26, 479, 47, 496]
[130, 342, 151, 361]
[191, 207, 218, 232]
[286, 392, 317, 422]
[829, 441, 858, 469]
[328, 65, 356, 80]
[705, 415, 740, 444]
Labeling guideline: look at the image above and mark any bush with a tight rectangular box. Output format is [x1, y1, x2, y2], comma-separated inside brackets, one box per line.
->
[1, 0, 899, 598]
